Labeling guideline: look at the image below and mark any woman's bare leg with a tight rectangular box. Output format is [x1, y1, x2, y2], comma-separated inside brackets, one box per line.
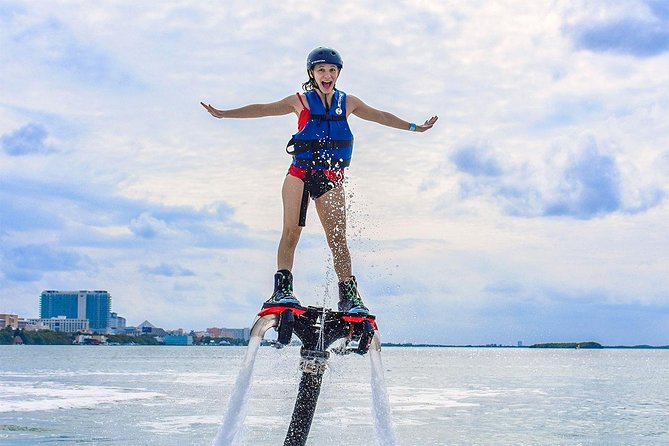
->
[315, 185, 352, 281]
[316, 185, 368, 313]
[277, 174, 305, 271]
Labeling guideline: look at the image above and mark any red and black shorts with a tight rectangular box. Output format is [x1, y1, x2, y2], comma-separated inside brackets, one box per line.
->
[288, 164, 345, 200]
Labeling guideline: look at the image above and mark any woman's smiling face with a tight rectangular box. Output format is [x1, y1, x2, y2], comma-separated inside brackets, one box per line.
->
[311, 63, 340, 94]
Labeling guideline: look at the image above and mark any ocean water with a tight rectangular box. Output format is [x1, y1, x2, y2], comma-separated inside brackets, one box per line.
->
[0, 345, 667, 445]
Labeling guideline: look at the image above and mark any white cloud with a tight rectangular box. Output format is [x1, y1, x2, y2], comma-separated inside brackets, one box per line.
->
[129, 212, 173, 239]
[1, 0, 669, 344]
[140, 263, 195, 277]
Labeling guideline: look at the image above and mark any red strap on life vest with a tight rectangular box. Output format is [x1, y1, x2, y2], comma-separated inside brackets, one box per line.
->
[296, 93, 310, 131]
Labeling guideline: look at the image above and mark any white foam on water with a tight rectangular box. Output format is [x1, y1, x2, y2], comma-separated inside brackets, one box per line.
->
[244, 414, 285, 427]
[0, 381, 162, 413]
[370, 348, 398, 446]
[388, 384, 503, 412]
[139, 414, 223, 434]
[314, 404, 372, 424]
[173, 372, 233, 385]
[212, 336, 262, 446]
[0, 370, 165, 378]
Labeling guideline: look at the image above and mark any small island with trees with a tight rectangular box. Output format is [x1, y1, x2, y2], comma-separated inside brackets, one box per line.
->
[529, 342, 603, 349]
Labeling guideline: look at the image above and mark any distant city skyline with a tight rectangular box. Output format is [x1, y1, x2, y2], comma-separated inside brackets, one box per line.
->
[2, 289, 251, 336]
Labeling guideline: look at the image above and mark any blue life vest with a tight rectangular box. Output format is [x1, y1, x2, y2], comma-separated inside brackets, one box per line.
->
[287, 89, 354, 169]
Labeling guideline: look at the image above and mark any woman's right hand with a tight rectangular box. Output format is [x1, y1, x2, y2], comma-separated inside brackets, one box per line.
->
[200, 102, 225, 118]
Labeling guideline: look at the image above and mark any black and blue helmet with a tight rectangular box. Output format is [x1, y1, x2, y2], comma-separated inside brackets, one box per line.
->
[306, 47, 343, 70]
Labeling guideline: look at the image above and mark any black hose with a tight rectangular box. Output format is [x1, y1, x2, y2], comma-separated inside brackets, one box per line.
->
[283, 371, 324, 446]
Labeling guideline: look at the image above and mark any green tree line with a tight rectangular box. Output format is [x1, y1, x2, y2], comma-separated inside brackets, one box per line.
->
[0, 327, 73, 345]
[1, 327, 248, 346]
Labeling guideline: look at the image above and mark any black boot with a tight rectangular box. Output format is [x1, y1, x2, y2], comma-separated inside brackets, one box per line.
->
[265, 270, 301, 306]
[338, 276, 369, 314]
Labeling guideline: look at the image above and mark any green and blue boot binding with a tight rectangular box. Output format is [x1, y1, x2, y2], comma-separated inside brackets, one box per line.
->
[338, 276, 369, 314]
[264, 269, 301, 307]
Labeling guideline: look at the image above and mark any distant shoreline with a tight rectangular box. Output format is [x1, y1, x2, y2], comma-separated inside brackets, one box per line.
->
[3, 343, 668, 349]
[3, 329, 668, 349]
[381, 342, 669, 349]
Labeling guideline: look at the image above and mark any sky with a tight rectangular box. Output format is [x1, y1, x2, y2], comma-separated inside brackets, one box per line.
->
[1, 0, 668, 345]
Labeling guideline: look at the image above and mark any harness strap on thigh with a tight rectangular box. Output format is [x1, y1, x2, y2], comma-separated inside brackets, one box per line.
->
[298, 170, 311, 227]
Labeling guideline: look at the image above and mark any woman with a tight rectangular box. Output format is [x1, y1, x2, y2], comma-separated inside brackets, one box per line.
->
[202, 47, 437, 314]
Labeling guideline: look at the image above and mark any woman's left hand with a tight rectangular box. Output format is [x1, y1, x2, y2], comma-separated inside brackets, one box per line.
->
[416, 116, 439, 132]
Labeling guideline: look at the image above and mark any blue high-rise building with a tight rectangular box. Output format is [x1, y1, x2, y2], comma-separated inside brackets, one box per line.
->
[39, 290, 112, 331]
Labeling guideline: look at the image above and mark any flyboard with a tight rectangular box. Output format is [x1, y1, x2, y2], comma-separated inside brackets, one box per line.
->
[212, 303, 396, 446]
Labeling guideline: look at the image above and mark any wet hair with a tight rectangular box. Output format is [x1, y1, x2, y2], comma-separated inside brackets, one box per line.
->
[302, 71, 316, 91]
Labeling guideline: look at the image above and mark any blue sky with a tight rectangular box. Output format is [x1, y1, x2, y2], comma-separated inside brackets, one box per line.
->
[1, 0, 668, 345]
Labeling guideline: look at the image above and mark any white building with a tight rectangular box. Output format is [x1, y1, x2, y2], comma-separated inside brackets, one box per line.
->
[26, 317, 90, 333]
[109, 312, 126, 333]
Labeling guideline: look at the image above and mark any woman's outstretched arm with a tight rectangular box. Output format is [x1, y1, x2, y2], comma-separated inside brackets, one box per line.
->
[201, 95, 301, 119]
[347, 95, 438, 132]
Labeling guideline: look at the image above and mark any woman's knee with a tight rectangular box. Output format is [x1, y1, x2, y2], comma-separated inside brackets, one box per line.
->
[327, 234, 348, 253]
[281, 226, 302, 247]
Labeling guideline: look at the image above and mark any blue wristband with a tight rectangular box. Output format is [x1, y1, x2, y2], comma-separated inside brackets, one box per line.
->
[409, 122, 416, 131]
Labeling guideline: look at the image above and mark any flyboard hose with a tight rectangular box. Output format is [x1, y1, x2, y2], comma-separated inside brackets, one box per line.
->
[283, 305, 329, 446]
[237, 305, 378, 446]
[283, 349, 328, 446]
[280, 306, 377, 446]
